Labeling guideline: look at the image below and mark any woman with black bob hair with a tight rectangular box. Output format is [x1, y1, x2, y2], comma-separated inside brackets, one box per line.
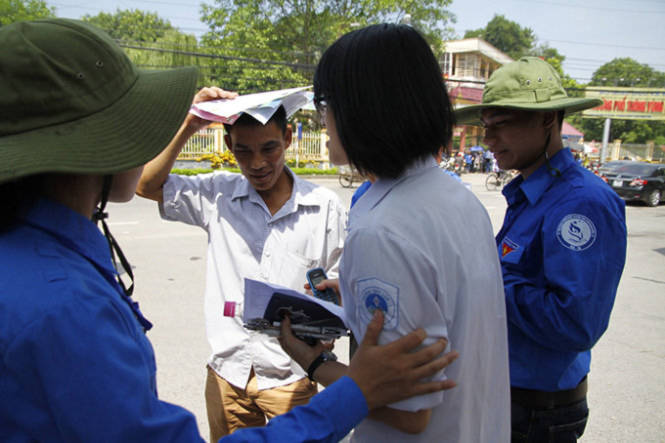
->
[314, 23, 454, 179]
[282, 24, 511, 441]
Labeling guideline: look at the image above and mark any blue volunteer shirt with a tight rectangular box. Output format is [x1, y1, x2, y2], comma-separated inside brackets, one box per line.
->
[496, 149, 627, 391]
[0, 198, 366, 442]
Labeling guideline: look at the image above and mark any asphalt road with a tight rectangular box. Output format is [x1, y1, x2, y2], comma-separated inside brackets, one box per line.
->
[108, 171, 665, 442]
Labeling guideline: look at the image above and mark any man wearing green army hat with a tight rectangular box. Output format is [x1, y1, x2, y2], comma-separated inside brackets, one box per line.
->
[456, 57, 627, 442]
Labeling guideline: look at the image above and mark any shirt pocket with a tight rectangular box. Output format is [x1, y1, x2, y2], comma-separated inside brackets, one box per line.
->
[274, 250, 318, 289]
[499, 228, 541, 277]
[500, 242, 525, 265]
[499, 229, 536, 266]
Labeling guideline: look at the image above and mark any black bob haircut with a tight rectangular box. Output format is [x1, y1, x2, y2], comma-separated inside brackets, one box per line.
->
[223, 105, 288, 135]
[314, 23, 455, 179]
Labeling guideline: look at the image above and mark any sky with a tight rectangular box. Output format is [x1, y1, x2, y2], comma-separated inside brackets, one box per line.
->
[51, 0, 665, 84]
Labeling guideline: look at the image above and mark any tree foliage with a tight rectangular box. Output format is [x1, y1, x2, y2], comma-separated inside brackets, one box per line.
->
[464, 14, 534, 60]
[199, 0, 456, 93]
[589, 57, 665, 88]
[0, 0, 53, 26]
[81, 9, 204, 82]
[82, 9, 175, 42]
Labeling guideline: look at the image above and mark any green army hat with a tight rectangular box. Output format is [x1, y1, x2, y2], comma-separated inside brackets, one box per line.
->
[0, 18, 199, 183]
[454, 56, 602, 125]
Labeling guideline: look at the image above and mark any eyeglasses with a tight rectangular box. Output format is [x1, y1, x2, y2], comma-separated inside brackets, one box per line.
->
[314, 95, 327, 126]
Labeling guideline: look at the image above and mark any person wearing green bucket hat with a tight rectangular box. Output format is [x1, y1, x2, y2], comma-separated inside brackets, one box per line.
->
[455, 57, 627, 442]
[0, 19, 458, 442]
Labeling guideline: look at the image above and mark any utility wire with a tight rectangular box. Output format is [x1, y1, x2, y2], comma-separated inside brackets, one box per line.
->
[514, 0, 665, 14]
[118, 42, 317, 70]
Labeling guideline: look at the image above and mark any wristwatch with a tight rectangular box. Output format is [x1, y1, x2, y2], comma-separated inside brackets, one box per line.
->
[306, 350, 338, 381]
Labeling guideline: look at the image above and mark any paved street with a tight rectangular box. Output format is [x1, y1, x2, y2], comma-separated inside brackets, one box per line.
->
[109, 171, 665, 442]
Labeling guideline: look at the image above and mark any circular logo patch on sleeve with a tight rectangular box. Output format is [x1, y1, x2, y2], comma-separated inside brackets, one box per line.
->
[356, 278, 399, 330]
[556, 214, 597, 251]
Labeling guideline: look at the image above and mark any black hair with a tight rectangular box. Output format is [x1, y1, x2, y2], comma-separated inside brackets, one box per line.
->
[557, 110, 565, 133]
[314, 24, 455, 179]
[223, 105, 288, 135]
[0, 175, 45, 232]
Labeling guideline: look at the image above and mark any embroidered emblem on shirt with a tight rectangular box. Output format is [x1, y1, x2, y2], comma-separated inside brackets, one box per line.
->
[556, 214, 597, 251]
[501, 237, 520, 258]
[356, 278, 399, 330]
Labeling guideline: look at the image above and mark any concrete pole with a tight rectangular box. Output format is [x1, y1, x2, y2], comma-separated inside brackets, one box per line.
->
[600, 118, 611, 164]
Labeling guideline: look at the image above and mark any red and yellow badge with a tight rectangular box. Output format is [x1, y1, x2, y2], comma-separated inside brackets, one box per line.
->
[501, 237, 520, 258]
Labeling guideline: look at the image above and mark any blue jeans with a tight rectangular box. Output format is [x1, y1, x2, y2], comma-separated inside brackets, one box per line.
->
[511, 398, 588, 443]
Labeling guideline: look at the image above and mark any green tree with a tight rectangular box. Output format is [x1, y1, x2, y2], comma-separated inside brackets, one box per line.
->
[590, 57, 665, 88]
[81, 9, 207, 83]
[199, 0, 456, 93]
[0, 0, 53, 26]
[579, 58, 665, 144]
[464, 14, 534, 60]
[82, 9, 174, 42]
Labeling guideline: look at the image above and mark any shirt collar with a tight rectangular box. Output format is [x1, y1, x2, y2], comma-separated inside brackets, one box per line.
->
[349, 156, 438, 229]
[231, 167, 323, 218]
[504, 148, 575, 206]
[21, 198, 116, 275]
[21, 197, 154, 331]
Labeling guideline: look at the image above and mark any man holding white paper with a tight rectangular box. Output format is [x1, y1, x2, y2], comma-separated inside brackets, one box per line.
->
[137, 86, 347, 441]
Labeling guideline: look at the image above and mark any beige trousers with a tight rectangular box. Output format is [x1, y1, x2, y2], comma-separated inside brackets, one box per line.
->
[205, 366, 317, 442]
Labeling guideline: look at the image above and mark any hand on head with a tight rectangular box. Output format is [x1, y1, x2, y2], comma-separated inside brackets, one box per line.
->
[186, 87, 238, 132]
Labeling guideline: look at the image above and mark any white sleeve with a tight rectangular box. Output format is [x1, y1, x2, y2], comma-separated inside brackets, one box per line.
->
[159, 173, 218, 229]
[341, 226, 449, 412]
[321, 197, 347, 279]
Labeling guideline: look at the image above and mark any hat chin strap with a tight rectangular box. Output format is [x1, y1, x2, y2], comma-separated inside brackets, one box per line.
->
[518, 130, 561, 178]
[543, 130, 561, 177]
[92, 175, 135, 297]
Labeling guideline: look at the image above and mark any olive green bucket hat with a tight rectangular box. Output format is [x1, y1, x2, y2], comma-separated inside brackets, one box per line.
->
[0, 18, 199, 184]
[454, 56, 602, 125]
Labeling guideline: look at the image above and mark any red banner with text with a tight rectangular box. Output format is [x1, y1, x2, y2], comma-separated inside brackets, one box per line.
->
[584, 87, 665, 120]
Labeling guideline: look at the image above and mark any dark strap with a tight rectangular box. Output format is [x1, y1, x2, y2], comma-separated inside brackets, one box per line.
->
[92, 176, 151, 332]
[307, 353, 328, 381]
[92, 175, 134, 297]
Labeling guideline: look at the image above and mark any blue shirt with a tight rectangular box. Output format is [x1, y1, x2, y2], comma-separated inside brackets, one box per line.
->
[0, 198, 366, 442]
[496, 149, 627, 391]
[350, 180, 372, 208]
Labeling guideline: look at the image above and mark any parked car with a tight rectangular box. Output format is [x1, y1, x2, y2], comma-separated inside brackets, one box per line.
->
[601, 162, 665, 207]
[597, 160, 633, 176]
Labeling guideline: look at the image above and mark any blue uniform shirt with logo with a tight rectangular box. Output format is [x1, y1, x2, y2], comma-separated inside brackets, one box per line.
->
[0, 198, 367, 442]
[497, 148, 627, 391]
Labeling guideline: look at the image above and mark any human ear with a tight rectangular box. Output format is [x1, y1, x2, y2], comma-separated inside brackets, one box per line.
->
[542, 111, 556, 130]
[283, 126, 292, 148]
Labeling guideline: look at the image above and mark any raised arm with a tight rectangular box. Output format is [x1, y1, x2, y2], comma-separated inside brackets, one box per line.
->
[136, 87, 237, 202]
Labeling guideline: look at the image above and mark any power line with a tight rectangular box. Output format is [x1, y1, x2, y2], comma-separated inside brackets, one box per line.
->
[514, 0, 665, 14]
[118, 42, 317, 70]
[543, 39, 665, 51]
[121, 37, 316, 58]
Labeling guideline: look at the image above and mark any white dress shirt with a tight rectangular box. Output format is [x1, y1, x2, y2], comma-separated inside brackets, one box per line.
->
[341, 157, 510, 442]
[160, 168, 346, 390]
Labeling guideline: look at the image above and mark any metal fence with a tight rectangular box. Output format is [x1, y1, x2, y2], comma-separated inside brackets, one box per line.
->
[179, 126, 330, 165]
[618, 143, 665, 163]
[587, 141, 665, 163]
[179, 128, 222, 159]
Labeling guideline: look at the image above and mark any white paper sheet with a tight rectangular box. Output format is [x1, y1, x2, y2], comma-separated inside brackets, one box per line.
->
[190, 86, 313, 124]
[243, 278, 348, 326]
